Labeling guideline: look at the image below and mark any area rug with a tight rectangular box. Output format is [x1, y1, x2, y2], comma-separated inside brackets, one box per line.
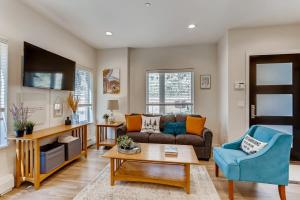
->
[74, 164, 220, 200]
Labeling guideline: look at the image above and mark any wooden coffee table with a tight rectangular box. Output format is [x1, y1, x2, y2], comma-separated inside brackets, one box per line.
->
[102, 143, 199, 194]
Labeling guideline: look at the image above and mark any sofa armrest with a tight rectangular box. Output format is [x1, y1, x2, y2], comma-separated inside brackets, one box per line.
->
[116, 125, 127, 138]
[202, 128, 213, 147]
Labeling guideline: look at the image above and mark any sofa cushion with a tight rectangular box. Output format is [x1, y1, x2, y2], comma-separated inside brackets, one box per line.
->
[186, 116, 206, 136]
[160, 115, 176, 130]
[126, 132, 149, 143]
[175, 114, 202, 122]
[164, 122, 186, 135]
[176, 134, 204, 146]
[125, 114, 142, 132]
[149, 133, 175, 144]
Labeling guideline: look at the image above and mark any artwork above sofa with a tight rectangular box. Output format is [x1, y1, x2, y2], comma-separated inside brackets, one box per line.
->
[117, 114, 213, 160]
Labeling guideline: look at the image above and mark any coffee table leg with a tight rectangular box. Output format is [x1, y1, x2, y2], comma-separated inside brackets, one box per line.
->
[110, 158, 115, 186]
[185, 163, 190, 194]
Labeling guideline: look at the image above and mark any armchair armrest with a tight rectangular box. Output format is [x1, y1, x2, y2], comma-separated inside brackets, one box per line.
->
[222, 139, 243, 149]
[202, 128, 213, 147]
[222, 126, 258, 149]
[237, 134, 292, 185]
[116, 125, 127, 138]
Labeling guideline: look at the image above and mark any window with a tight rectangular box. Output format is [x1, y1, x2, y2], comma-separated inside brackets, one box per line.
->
[146, 70, 194, 114]
[74, 67, 93, 123]
[0, 39, 8, 146]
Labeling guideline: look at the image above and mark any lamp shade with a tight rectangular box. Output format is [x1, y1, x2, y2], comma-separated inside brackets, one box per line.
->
[107, 100, 119, 111]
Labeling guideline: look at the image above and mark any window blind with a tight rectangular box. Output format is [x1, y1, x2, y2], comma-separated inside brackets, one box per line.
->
[0, 39, 8, 146]
[146, 70, 194, 114]
[74, 67, 93, 123]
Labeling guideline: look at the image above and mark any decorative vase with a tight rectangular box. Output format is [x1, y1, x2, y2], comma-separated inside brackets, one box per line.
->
[16, 130, 25, 138]
[71, 112, 79, 124]
[105, 118, 109, 124]
[26, 128, 33, 134]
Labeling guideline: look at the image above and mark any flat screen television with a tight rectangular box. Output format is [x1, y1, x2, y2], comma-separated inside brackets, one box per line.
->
[23, 42, 75, 91]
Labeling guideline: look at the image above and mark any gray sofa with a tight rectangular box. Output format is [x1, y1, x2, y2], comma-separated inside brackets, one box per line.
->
[117, 114, 213, 160]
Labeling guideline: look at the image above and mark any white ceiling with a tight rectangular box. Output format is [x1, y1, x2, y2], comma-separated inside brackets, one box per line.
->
[21, 0, 300, 49]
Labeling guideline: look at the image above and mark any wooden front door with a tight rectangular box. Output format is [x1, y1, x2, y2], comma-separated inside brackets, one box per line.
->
[250, 54, 300, 161]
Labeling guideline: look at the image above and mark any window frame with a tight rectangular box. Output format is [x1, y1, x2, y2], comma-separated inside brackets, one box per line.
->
[0, 38, 8, 147]
[146, 69, 194, 114]
[74, 65, 94, 123]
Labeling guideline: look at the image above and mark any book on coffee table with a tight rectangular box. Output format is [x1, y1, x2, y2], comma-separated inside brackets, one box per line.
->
[164, 145, 178, 156]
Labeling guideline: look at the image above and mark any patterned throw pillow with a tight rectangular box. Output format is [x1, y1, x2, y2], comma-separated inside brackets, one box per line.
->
[141, 115, 161, 133]
[241, 135, 267, 154]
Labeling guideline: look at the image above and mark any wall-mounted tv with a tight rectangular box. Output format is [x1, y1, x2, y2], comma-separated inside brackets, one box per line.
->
[23, 42, 75, 91]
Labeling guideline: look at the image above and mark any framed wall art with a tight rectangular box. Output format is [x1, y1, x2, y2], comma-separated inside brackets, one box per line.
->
[200, 75, 211, 89]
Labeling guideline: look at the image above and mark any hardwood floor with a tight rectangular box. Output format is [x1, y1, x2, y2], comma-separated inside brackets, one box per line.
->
[3, 146, 300, 200]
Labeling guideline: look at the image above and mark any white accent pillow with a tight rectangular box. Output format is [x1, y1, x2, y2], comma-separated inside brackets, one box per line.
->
[240, 135, 267, 154]
[141, 115, 161, 133]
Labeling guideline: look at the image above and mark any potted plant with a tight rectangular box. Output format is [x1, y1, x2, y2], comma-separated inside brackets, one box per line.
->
[103, 113, 109, 123]
[67, 92, 79, 124]
[117, 135, 133, 150]
[25, 121, 35, 134]
[9, 103, 29, 137]
[13, 121, 26, 137]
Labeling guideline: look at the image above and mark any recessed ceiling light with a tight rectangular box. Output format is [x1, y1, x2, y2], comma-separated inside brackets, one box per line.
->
[145, 2, 152, 7]
[188, 24, 196, 29]
[105, 31, 113, 36]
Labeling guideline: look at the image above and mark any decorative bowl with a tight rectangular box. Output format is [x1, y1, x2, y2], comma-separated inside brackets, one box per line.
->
[117, 143, 141, 154]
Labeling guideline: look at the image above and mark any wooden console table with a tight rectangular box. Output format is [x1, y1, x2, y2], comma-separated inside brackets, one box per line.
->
[8, 124, 88, 189]
[96, 122, 123, 149]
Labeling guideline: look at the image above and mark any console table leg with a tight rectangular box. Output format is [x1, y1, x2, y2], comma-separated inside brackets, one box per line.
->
[185, 163, 190, 194]
[110, 158, 115, 186]
[34, 140, 40, 189]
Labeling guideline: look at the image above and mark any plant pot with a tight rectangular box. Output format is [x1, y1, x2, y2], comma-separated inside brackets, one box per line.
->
[16, 130, 25, 138]
[26, 127, 33, 134]
[105, 119, 109, 124]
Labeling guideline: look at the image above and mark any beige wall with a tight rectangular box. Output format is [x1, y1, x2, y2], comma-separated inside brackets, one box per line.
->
[226, 24, 300, 141]
[96, 48, 129, 123]
[217, 33, 229, 144]
[0, 0, 96, 177]
[129, 44, 219, 144]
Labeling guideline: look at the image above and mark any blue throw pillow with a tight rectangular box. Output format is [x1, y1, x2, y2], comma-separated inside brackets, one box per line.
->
[164, 122, 186, 135]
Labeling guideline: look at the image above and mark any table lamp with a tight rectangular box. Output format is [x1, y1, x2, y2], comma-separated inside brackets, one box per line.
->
[107, 100, 119, 123]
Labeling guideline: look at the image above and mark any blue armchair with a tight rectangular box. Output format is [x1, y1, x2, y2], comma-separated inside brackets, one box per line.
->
[213, 125, 292, 200]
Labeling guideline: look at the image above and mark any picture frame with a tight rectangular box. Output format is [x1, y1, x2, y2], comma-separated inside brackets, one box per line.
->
[103, 68, 120, 94]
[200, 75, 211, 89]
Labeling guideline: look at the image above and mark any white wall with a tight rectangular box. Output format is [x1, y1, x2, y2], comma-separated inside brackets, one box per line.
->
[0, 0, 96, 177]
[96, 48, 129, 123]
[129, 44, 219, 144]
[217, 33, 229, 144]
[226, 24, 300, 141]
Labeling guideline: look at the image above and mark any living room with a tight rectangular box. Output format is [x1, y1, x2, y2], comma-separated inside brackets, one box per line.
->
[0, 0, 300, 199]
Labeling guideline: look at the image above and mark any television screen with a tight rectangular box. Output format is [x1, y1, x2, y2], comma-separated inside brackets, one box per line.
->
[23, 42, 75, 91]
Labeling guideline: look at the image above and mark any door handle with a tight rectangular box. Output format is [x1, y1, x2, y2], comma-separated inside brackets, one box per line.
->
[251, 105, 256, 119]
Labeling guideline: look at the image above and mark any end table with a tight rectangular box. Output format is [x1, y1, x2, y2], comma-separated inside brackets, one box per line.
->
[96, 122, 123, 150]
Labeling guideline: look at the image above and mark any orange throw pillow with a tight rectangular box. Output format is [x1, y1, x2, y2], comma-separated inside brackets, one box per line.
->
[186, 116, 206, 136]
[125, 114, 142, 132]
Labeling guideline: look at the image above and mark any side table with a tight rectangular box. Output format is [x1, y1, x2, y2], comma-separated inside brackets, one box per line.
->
[96, 122, 123, 150]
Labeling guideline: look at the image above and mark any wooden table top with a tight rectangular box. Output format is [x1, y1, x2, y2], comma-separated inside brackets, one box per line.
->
[102, 143, 200, 165]
[8, 124, 88, 140]
[96, 121, 123, 127]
